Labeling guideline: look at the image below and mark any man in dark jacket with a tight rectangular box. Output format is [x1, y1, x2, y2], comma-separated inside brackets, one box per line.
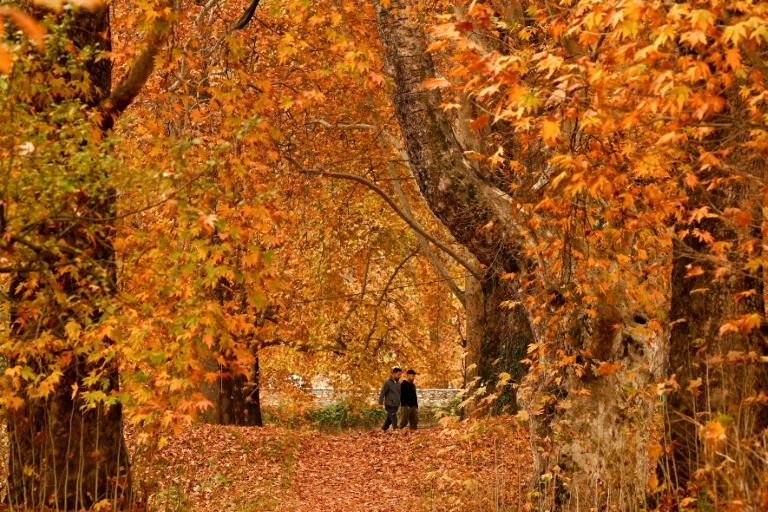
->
[398, 369, 419, 430]
[378, 367, 402, 431]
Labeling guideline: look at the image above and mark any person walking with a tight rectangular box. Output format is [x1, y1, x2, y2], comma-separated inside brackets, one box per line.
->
[399, 369, 419, 430]
[378, 367, 402, 431]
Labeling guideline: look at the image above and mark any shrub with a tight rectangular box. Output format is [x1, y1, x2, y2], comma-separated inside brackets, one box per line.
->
[306, 401, 386, 430]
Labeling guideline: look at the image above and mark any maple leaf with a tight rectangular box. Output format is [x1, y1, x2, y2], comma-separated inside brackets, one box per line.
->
[421, 77, 450, 89]
[197, 213, 218, 235]
[700, 420, 727, 447]
[541, 118, 560, 144]
[596, 361, 620, 375]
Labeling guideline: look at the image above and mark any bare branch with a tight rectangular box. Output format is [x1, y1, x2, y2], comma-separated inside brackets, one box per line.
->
[364, 246, 419, 348]
[308, 119, 375, 130]
[308, 109, 468, 303]
[335, 247, 373, 350]
[286, 156, 483, 280]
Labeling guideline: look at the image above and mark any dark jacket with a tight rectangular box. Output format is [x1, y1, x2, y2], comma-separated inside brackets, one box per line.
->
[378, 377, 401, 407]
[400, 380, 418, 407]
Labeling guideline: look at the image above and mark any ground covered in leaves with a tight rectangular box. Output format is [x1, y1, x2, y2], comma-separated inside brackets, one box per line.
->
[133, 420, 531, 511]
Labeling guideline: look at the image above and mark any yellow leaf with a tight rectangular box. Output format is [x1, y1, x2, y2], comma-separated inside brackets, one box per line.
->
[686, 377, 702, 396]
[647, 443, 663, 458]
[542, 118, 559, 144]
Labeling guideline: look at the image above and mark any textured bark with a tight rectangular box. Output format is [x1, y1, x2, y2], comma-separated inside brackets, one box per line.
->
[373, 0, 534, 412]
[666, 162, 768, 495]
[7, 363, 131, 510]
[5, 8, 133, 509]
[372, 0, 522, 270]
[372, 1, 667, 507]
[200, 358, 264, 427]
[526, 296, 667, 510]
[464, 273, 483, 391]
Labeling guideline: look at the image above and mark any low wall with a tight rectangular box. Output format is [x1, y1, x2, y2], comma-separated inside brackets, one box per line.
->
[263, 388, 460, 408]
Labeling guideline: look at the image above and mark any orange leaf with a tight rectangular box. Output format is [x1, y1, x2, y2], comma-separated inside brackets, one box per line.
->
[700, 420, 727, 447]
[0, 48, 11, 74]
[542, 118, 559, 144]
[471, 115, 490, 131]
[596, 361, 620, 375]
[421, 78, 449, 89]
[0, 8, 46, 51]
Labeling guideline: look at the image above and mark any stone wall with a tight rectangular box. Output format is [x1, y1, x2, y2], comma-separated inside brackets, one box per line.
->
[263, 388, 460, 408]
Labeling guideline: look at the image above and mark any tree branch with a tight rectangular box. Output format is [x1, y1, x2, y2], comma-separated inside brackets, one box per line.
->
[364, 246, 419, 349]
[335, 246, 372, 350]
[376, 125, 467, 306]
[286, 156, 483, 281]
[232, 0, 261, 30]
[305, 111, 468, 304]
[307, 119, 375, 130]
[101, 2, 173, 126]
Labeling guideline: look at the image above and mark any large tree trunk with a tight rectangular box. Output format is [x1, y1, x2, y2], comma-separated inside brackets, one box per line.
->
[6, 2, 167, 506]
[372, 0, 535, 410]
[665, 161, 768, 499]
[525, 292, 667, 510]
[200, 353, 263, 426]
[4, 8, 133, 509]
[7, 362, 131, 510]
[372, 1, 666, 507]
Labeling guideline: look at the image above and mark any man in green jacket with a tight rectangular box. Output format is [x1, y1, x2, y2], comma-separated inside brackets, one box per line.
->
[378, 367, 402, 431]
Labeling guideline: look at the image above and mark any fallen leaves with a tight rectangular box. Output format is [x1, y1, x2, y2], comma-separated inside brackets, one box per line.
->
[129, 420, 532, 512]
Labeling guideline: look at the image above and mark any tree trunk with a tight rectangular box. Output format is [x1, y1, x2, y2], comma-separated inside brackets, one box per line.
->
[665, 167, 768, 498]
[372, 2, 668, 507]
[525, 295, 667, 510]
[247, 356, 263, 427]
[200, 356, 263, 426]
[7, 363, 131, 510]
[372, 0, 535, 409]
[4, 7, 133, 510]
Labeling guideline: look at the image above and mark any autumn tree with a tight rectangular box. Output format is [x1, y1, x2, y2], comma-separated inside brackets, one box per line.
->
[0, 1, 170, 507]
[371, 0, 768, 508]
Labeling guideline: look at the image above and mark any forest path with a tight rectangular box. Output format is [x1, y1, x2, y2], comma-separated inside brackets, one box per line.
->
[136, 421, 530, 511]
[292, 430, 432, 511]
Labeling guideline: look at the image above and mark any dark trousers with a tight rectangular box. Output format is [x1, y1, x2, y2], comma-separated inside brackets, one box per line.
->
[382, 405, 399, 430]
[399, 406, 418, 430]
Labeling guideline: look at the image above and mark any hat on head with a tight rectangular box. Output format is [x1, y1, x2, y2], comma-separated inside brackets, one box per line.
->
[392, 366, 402, 373]
[406, 369, 417, 375]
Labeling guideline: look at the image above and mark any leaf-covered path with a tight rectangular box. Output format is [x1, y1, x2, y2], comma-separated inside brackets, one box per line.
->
[135, 421, 531, 511]
[293, 432, 428, 510]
